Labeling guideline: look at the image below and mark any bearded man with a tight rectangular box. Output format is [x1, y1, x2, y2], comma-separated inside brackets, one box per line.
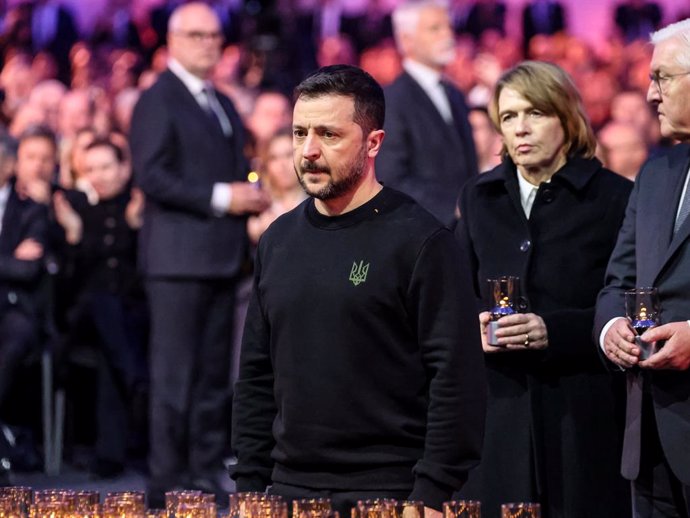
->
[231, 65, 486, 518]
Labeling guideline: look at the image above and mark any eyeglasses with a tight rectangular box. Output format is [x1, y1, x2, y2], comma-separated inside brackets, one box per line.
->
[173, 30, 223, 43]
[649, 70, 690, 94]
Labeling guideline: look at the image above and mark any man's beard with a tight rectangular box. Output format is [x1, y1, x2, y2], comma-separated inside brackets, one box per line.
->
[296, 143, 368, 201]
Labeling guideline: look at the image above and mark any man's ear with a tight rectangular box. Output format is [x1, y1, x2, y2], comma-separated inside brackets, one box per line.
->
[366, 129, 385, 157]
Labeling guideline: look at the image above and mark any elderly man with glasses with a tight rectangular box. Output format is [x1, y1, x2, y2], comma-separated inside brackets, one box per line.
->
[596, 17, 690, 518]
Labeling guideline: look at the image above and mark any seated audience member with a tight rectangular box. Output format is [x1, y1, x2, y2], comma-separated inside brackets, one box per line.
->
[59, 127, 97, 193]
[0, 134, 49, 442]
[468, 107, 501, 173]
[52, 137, 147, 478]
[598, 121, 648, 181]
[245, 91, 292, 150]
[609, 89, 661, 149]
[8, 103, 46, 139]
[112, 88, 141, 135]
[0, 54, 34, 127]
[27, 79, 67, 134]
[247, 128, 308, 244]
[57, 89, 95, 142]
[317, 34, 357, 68]
[359, 41, 402, 87]
[14, 125, 58, 206]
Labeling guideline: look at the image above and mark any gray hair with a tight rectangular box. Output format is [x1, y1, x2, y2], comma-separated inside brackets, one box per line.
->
[392, 0, 449, 49]
[651, 18, 690, 68]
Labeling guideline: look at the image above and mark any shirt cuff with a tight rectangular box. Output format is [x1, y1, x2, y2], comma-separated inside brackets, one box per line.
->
[599, 316, 625, 352]
[211, 183, 232, 216]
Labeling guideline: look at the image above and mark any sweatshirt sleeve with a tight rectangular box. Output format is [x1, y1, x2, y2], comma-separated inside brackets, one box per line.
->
[230, 252, 277, 491]
[407, 229, 487, 510]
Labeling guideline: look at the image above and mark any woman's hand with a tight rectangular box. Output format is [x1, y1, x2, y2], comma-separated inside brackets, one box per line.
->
[480, 312, 549, 352]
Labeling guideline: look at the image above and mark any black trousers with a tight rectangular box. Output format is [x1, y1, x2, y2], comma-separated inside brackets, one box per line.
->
[0, 309, 38, 406]
[147, 278, 235, 489]
[633, 392, 690, 518]
[269, 481, 412, 518]
[62, 291, 148, 464]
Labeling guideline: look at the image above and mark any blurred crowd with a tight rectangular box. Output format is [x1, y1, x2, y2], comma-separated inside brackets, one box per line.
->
[0, 0, 681, 488]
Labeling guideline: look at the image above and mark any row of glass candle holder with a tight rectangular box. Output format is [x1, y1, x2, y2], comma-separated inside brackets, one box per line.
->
[0, 488, 540, 518]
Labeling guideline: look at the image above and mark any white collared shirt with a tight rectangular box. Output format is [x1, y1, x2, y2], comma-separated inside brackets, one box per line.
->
[0, 182, 10, 236]
[167, 58, 233, 215]
[168, 58, 207, 106]
[517, 171, 541, 218]
[403, 59, 454, 124]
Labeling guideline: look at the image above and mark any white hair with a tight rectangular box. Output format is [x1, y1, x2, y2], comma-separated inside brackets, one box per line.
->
[651, 18, 690, 68]
[392, 0, 450, 50]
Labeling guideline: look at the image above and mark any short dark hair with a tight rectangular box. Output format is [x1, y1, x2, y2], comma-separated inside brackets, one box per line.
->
[294, 65, 385, 134]
[85, 137, 126, 163]
[19, 124, 57, 150]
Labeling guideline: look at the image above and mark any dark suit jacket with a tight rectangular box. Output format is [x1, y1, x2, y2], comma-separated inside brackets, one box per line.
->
[595, 143, 690, 485]
[377, 71, 478, 226]
[0, 183, 48, 318]
[129, 69, 249, 279]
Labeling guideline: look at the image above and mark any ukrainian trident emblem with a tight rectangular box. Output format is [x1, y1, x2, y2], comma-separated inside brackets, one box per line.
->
[349, 260, 369, 286]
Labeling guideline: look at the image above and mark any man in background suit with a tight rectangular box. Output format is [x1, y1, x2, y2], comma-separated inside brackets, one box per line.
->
[0, 133, 47, 429]
[129, 2, 270, 506]
[595, 18, 690, 517]
[377, 0, 477, 226]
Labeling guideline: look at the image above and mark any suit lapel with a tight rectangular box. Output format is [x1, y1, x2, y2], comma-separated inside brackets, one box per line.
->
[163, 71, 229, 140]
[0, 188, 18, 249]
[401, 73, 458, 144]
[651, 145, 690, 283]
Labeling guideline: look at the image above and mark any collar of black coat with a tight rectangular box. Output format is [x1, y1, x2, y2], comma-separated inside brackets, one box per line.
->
[475, 155, 604, 192]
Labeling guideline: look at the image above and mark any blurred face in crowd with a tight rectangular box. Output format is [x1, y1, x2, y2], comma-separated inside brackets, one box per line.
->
[70, 128, 96, 179]
[247, 93, 292, 144]
[647, 35, 690, 141]
[598, 122, 648, 181]
[83, 144, 129, 201]
[16, 136, 56, 186]
[58, 90, 93, 139]
[293, 94, 370, 201]
[168, 3, 223, 79]
[611, 91, 652, 132]
[265, 134, 298, 194]
[498, 87, 567, 179]
[469, 108, 502, 171]
[402, 5, 455, 69]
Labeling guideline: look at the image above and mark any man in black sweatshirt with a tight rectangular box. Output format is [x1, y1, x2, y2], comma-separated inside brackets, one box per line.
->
[231, 65, 486, 518]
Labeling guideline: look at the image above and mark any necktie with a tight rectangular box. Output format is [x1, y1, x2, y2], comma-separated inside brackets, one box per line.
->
[674, 181, 690, 235]
[202, 87, 232, 136]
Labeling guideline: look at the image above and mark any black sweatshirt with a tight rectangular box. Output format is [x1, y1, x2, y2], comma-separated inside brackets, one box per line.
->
[231, 187, 486, 510]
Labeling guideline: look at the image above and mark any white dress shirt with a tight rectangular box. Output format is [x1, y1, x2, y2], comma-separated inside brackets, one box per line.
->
[0, 182, 10, 236]
[517, 170, 542, 218]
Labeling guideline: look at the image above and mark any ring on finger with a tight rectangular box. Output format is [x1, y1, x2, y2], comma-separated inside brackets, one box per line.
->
[524, 333, 530, 346]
